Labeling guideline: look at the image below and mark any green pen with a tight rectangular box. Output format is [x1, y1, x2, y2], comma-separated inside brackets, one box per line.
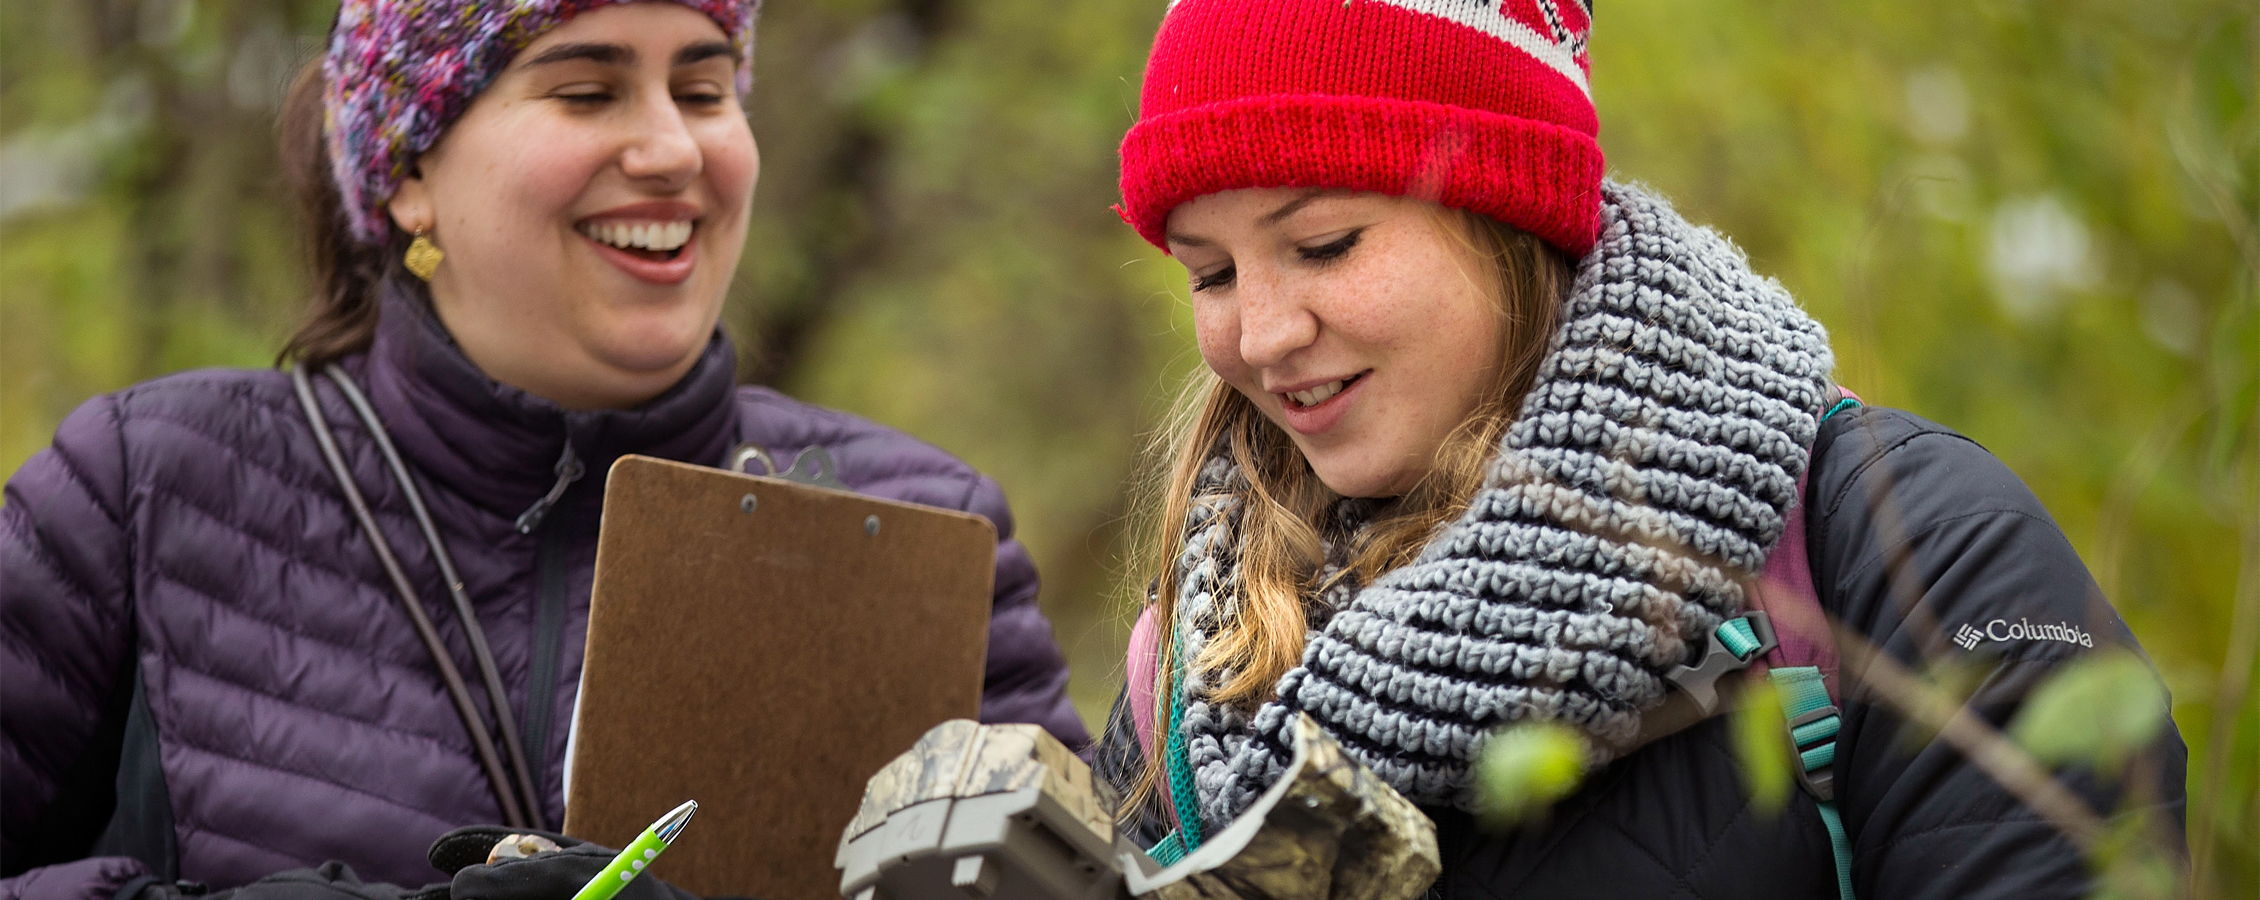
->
[569, 800, 698, 900]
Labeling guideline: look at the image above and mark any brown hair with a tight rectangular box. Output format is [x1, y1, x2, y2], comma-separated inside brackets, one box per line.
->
[276, 60, 409, 369]
[1122, 207, 1571, 825]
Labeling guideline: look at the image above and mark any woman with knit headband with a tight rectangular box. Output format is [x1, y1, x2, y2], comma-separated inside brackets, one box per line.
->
[1, 1, 1086, 897]
[1094, 1, 2187, 897]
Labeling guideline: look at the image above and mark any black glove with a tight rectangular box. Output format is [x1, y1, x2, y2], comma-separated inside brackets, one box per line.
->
[121, 862, 446, 900]
[428, 827, 701, 900]
[118, 828, 736, 900]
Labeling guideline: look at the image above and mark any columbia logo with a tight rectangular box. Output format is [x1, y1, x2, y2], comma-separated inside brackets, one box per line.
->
[1950, 617, 2095, 650]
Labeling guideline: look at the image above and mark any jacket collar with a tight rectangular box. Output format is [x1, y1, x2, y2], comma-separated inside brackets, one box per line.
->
[354, 276, 741, 526]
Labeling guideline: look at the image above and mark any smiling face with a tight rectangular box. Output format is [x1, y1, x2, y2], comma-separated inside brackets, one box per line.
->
[385, 3, 757, 410]
[1168, 189, 1509, 498]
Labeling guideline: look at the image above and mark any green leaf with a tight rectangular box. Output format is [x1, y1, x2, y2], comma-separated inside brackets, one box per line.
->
[2009, 650, 2170, 771]
[1474, 721, 1589, 829]
[1732, 679, 1793, 814]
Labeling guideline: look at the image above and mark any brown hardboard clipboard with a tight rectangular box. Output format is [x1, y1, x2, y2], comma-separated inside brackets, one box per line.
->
[563, 454, 995, 900]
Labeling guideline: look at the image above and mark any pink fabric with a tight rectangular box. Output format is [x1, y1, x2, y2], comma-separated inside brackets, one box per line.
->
[1125, 606, 1190, 831]
[1746, 469, 1840, 698]
[1127, 605, 1162, 760]
[1746, 388, 1857, 698]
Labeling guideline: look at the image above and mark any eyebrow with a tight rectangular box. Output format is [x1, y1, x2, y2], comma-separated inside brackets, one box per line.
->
[520, 42, 629, 68]
[674, 41, 735, 66]
[518, 40, 738, 70]
[1258, 188, 1337, 226]
[1164, 188, 1343, 247]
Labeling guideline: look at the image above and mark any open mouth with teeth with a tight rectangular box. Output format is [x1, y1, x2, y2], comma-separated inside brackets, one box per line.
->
[1282, 372, 1365, 409]
[577, 219, 695, 261]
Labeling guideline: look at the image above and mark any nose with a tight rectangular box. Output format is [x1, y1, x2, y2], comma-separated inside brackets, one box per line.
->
[619, 93, 702, 190]
[1235, 270, 1319, 370]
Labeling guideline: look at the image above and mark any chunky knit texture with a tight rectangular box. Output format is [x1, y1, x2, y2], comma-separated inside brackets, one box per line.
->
[1117, 0, 1603, 256]
[1174, 182, 1836, 832]
[323, 0, 757, 245]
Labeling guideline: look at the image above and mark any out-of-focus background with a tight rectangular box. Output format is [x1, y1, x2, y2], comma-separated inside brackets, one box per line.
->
[3, 0, 2253, 893]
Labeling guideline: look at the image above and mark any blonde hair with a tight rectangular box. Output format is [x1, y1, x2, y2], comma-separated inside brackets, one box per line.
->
[1122, 207, 1572, 825]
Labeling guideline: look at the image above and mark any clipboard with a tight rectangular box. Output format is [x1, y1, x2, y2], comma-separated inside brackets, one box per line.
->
[563, 454, 997, 899]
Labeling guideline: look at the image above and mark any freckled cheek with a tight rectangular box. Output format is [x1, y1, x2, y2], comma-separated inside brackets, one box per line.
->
[1192, 306, 1252, 385]
[1426, 311, 1506, 431]
[1314, 285, 1410, 351]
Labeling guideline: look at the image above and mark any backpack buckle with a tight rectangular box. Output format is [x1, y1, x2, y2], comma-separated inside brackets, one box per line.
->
[1786, 704, 1841, 802]
[1662, 612, 1778, 716]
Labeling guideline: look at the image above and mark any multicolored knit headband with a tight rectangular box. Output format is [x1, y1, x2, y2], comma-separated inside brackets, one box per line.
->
[323, 0, 758, 246]
[1118, 0, 1604, 257]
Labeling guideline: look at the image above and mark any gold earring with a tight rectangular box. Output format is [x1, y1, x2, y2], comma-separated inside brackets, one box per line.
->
[404, 229, 443, 280]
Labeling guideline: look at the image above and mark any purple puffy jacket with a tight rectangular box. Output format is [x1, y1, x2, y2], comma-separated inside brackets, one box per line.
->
[1, 285, 1088, 899]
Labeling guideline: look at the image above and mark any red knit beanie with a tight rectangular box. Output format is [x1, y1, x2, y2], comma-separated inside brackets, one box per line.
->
[1117, 0, 1603, 258]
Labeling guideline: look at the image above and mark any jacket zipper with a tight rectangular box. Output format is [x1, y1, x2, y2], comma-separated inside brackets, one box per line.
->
[521, 515, 569, 829]
[515, 439, 583, 829]
[515, 444, 584, 535]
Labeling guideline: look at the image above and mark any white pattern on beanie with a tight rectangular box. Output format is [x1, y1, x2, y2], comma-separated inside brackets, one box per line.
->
[1376, 0, 1593, 96]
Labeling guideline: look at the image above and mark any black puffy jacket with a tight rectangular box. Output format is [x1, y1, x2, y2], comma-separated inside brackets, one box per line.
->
[1094, 406, 2188, 899]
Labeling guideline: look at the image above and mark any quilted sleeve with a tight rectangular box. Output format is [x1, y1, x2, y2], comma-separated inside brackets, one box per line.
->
[1810, 407, 2188, 900]
[961, 474, 1090, 751]
[2, 392, 147, 886]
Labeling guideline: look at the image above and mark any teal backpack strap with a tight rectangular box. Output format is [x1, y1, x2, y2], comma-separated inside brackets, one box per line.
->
[1772, 666, 1853, 900]
[1749, 387, 1859, 899]
[1822, 395, 1861, 424]
[1149, 624, 1204, 865]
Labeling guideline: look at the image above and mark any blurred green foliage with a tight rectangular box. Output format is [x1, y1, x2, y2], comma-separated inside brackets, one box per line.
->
[1732, 678, 1794, 815]
[2, 0, 2252, 894]
[2014, 650, 2175, 770]
[1473, 721, 1589, 829]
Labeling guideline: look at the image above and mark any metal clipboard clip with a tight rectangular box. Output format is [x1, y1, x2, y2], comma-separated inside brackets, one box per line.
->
[727, 443, 850, 492]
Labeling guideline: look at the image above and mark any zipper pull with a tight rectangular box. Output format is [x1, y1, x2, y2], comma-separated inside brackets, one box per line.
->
[514, 442, 585, 534]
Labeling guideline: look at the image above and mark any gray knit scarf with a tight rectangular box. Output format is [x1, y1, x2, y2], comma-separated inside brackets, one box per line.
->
[1173, 182, 1836, 832]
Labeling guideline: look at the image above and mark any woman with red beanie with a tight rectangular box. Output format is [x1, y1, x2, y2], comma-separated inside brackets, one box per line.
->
[1094, 2, 2187, 897]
